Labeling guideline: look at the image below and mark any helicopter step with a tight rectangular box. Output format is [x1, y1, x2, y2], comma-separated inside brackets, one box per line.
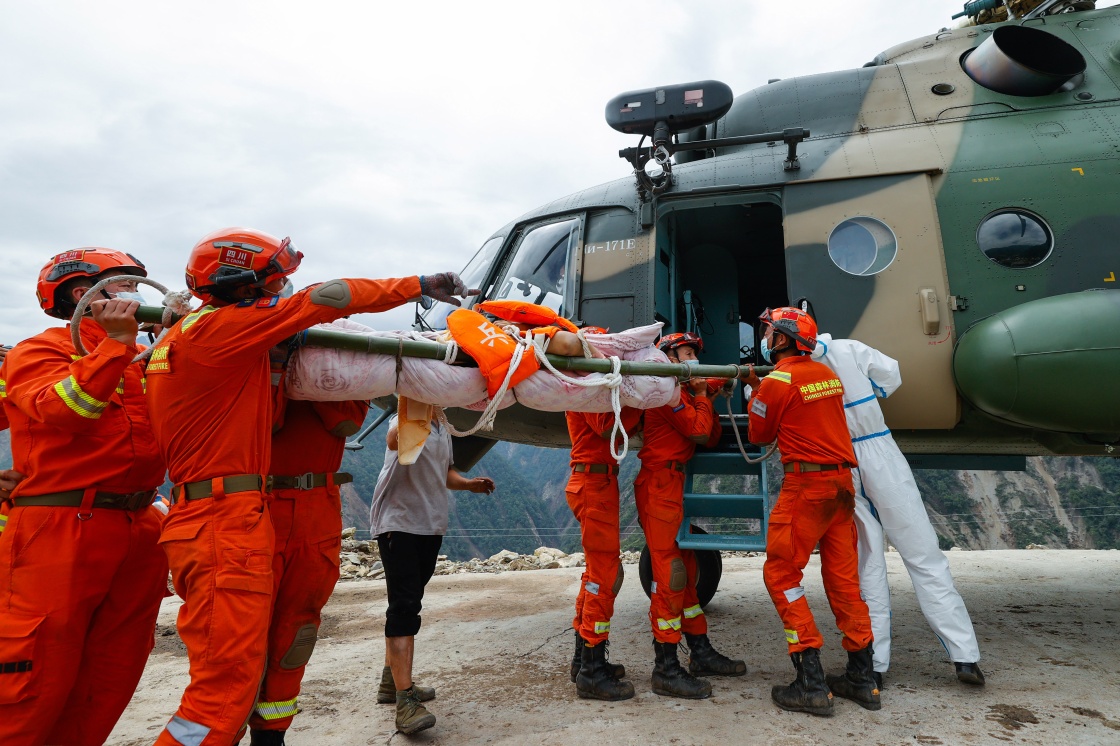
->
[677, 450, 771, 553]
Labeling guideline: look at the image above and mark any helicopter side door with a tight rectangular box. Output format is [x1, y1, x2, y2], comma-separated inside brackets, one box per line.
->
[783, 172, 959, 429]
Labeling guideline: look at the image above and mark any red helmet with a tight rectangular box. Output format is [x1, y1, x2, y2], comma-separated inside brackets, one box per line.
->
[36, 248, 147, 319]
[759, 306, 817, 353]
[185, 227, 303, 302]
[658, 331, 703, 354]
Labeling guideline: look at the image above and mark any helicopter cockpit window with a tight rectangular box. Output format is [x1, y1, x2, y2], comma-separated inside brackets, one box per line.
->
[827, 217, 898, 276]
[976, 209, 1053, 269]
[422, 235, 504, 329]
[491, 217, 580, 314]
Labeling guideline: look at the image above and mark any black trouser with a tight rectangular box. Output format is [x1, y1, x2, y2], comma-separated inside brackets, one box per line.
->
[377, 531, 443, 637]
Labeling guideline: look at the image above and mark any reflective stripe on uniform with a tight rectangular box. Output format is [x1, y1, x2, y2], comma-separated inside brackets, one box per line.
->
[165, 715, 212, 746]
[0, 378, 6, 398]
[180, 306, 218, 333]
[594, 620, 611, 634]
[783, 586, 806, 603]
[767, 371, 792, 384]
[53, 376, 108, 419]
[682, 604, 704, 619]
[141, 376, 147, 394]
[0, 515, 7, 535]
[656, 616, 682, 631]
[785, 629, 799, 644]
[116, 378, 125, 395]
[254, 697, 299, 721]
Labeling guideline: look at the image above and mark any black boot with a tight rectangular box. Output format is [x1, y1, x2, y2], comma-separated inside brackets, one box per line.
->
[652, 640, 712, 699]
[684, 633, 747, 677]
[826, 645, 881, 711]
[955, 662, 986, 686]
[569, 630, 625, 682]
[575, 641, 636, 701]
[771, 648, 833, 716]
[249, 730, 286, 746]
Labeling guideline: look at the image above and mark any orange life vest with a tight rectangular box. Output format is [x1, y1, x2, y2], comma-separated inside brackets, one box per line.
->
[447, 308, 540, 398]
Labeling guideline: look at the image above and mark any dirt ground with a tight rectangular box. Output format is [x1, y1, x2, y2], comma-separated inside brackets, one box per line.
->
[109, 550, 1120, 746]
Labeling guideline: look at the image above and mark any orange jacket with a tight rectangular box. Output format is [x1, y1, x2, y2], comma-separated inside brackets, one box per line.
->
[1, 320, 164, 497]
[270, 399, 368, 477]
[146, 276, 420, 485]
[566, 408, 641, 466]
[747, 355, 857, 465]
[638, 390, 721, 469]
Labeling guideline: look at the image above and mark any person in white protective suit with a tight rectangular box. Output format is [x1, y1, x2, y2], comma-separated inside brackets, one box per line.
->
[811, 332, 985, 687]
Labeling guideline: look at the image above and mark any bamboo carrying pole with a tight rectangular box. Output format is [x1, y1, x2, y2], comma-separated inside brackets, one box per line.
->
[134, 305, 773, 380]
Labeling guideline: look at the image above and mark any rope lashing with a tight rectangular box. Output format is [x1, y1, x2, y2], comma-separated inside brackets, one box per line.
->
[70, 276, 193, 362]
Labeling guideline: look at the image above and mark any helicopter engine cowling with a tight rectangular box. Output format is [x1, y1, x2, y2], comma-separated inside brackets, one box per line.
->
[953, 290, 1120, 436]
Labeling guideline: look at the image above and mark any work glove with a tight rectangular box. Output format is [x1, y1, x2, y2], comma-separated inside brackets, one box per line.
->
[419, 272, 479, 307]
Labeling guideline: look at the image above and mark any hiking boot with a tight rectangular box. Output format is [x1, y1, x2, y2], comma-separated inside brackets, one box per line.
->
[395, 687, 436, 735]
[771, 648, 833, 716]
[826, 646, 881, 711]
[684, 633, 746, 677]
[569, 631, 626, 682]
[652, 640, 712, 699]
[955, 662, 986, 686]
[575, 641, 636, 701]
[378, 665, 436, 704]
[249, 730, 285, 746]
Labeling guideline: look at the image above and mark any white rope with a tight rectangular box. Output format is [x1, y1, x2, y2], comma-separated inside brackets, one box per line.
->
[435, 329, 533, 438]
[719, 379, 776, 465]
[529, 331, 628, 462]
[70, 275, 193, 362]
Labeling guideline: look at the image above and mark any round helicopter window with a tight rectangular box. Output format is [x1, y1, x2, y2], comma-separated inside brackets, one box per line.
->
[976, 209, 1053, 269]
[827, 217, 898, 276]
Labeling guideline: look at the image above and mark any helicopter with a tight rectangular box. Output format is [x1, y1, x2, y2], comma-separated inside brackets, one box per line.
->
[408, 0, 1120, 478]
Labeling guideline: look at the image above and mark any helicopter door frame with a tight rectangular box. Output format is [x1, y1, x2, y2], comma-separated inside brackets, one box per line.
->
[783, 172, 959, 430]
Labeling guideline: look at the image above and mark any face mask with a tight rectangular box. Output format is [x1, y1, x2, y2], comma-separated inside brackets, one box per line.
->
[683, 359, 700, 367]
[263, 278, 294, 298]
[112, 291, 146, 303]
[760, 335, 772, 363]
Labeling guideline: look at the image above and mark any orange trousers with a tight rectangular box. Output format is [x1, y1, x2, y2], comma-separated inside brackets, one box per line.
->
[156, 490, 274, 746]
[0, 503, 166, 746]
[634, 467, 706, 643]
[249, 487, 342, 732]
[565, 471, 622, 644]
[762, 471, 873, 654]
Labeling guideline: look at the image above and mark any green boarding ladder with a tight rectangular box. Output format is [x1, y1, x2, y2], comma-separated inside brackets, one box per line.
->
[676, 416, 771, 552]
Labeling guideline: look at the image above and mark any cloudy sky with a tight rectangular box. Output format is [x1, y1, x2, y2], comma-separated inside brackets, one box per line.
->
[0, 1, 972, 343]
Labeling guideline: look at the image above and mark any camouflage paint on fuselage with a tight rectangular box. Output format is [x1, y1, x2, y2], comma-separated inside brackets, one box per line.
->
[434, 4, 1120, 456]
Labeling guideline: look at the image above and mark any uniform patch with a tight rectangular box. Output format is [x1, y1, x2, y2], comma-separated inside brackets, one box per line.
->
[799, 377, 843, 403]
[750, 398, 767, 418]
[147, 345, 171, 374]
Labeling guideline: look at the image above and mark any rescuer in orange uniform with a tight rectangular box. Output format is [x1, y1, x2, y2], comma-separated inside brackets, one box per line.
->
[247, 361, 368, 743]
[635, 331, 745, 699]
[565, 398, 640, 701]
[744, 307, 879, 716]
[146, 227, 473, 746]
[0, 249, 168, 746]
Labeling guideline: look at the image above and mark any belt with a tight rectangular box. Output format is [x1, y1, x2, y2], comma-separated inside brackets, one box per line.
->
[572, 463, 619, 475]
[170, 474, 264, 503]
[783, 461, 856, 474]
[16, 489, 157, 512]
[269, 472, 354, 491]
